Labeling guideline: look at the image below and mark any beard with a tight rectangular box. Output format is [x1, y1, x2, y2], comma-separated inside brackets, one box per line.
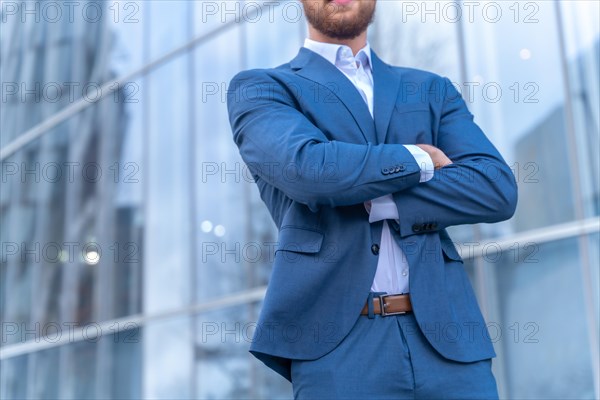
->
[302, 0, 377, 40]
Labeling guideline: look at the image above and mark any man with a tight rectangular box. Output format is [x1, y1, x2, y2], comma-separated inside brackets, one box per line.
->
[227, 0, 518, 398]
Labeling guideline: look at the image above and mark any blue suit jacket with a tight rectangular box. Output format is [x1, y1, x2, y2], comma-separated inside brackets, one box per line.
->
[227, 47, 518, 382]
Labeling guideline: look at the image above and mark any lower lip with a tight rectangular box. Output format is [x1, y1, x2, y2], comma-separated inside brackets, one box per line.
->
[331, 0, 353, 5]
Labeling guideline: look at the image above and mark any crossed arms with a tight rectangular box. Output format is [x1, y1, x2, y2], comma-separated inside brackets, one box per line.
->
[227, 70, 518, 235]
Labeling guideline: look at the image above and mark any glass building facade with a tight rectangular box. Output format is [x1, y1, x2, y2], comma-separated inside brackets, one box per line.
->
[1, 1, 598, 399]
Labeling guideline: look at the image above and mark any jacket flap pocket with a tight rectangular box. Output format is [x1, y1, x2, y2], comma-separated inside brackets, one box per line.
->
[440, 239, 463, 262]
[276, 226, 324, 254]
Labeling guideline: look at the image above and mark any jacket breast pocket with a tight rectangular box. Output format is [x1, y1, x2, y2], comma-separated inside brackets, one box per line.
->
[388, 105, 432, 144]
[275, 226, 324, 254]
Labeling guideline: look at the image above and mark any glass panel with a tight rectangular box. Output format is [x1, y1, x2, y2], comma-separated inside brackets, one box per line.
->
[371, 0, 461, 78]
[588, 233, 600, 324]
[27, 347, 60, 399]
[195, 0, 243, 37]
[559, 1, 600, 218]
[195, 0, 291, 38]
[0, 326, 141, 400]
[484, 238, 595, 399]
[460, 1, 576, 237]
[194, 25, 278, 301]
[106, 1, 147, 77]
[148, 1, 193, 59]
[143, 316, 192, 399]
[144, 53, 193, 313]
[0, 355, 28, 400]
[1, 126, 78, 333]
[243, 0, 304, 68]
[195, 302, 292, 399]
[0, 1, 148, 146]
[110, 325, 143, 399]
[71, 339, 98, 400]
[0, 91, 144, 339]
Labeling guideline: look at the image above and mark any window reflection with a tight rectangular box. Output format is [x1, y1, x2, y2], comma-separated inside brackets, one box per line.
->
[489, 238, 595, 399]
[195, 303, 292, 399]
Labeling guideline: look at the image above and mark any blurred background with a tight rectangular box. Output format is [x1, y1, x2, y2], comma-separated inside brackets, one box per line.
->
[0, 0, 598, 399]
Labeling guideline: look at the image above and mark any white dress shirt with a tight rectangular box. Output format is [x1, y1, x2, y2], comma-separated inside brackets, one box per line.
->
[303, 38, 434, 294]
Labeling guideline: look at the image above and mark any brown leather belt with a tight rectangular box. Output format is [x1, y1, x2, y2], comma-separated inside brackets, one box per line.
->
[360, 294, 412, 316]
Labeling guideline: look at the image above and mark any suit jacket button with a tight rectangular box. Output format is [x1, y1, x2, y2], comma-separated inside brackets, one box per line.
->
[398, 165, 406, 172]
[371, 244, 380, 255]
[412, 224, 421, 232]
[394, 166, 402, 173]
[432, 223, 438, 229]
[381, 168, 389, 175]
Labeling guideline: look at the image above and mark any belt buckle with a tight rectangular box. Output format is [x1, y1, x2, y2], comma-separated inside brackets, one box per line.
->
[378, 294, 406, 317]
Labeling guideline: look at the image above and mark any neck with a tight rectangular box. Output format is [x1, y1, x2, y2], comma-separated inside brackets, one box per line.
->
[307, 27, 368, 55]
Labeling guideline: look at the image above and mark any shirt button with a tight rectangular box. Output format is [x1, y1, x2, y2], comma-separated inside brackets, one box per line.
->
[402, 269, 408, 277]
[371, 244, 380, 255]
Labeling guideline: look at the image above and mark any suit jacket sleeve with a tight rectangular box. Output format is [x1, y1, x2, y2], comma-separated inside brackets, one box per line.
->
[393, 77, 518, 236]
[227, 69, 422, 210]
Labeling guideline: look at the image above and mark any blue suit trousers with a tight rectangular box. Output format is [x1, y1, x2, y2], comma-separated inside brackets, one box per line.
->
[290, 293, 499, 399]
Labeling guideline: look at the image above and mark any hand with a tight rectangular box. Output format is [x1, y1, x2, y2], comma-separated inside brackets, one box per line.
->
[415, 144, 453, 169]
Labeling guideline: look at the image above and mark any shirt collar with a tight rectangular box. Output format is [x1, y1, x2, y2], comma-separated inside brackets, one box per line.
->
[303, 37, 372, 71]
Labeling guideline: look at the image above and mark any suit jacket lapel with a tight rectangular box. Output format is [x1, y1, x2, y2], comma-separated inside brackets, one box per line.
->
[290, 47, 375, 143]
[371, 50, 402, 145]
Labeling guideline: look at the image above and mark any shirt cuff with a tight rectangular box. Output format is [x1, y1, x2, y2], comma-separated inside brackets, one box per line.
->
[403, 145, 434, 183]
[367, 195, 398, 223]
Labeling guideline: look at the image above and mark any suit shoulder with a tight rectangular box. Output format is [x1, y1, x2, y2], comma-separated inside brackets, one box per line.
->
[229, 63, 294, 85]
